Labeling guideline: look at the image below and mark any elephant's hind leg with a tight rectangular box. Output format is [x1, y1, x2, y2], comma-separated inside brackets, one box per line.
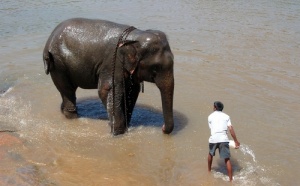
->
[50, 72, 78, 119]
[60, 91, 78, 119]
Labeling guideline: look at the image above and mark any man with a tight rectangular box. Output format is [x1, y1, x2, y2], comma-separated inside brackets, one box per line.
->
[207, 101, 240, 182]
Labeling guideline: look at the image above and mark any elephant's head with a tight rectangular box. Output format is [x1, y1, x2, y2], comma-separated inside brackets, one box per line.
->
[118, 30, 174, 134]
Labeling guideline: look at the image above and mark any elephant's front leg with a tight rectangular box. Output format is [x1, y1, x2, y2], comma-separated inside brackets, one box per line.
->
[98, 79, 127, 135]
[125, 82, 140, 124]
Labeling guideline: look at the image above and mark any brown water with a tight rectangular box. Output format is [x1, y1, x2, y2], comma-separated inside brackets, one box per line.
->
[1, 0, 299, 185]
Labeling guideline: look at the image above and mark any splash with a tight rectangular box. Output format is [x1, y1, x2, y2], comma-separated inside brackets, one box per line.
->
[239, 144, 256, 162]
[0, 95, 32, 132]
[212, 143, 262, 184]
[0, 87, 13, 97]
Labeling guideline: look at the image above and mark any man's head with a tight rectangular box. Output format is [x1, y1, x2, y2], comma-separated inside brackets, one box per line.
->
[214, 101, 224, 111]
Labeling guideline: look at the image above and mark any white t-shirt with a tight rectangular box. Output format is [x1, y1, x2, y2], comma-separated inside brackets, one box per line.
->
[208, 111, 232, 143]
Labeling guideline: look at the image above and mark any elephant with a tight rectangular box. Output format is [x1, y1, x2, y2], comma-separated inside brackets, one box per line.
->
[43, 18, 174, 135]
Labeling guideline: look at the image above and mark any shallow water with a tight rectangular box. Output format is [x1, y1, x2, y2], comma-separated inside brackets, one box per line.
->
[1, 0, 300, 185]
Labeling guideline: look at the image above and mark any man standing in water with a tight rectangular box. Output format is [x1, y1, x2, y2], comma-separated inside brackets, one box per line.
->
[207, 101, 240, 182]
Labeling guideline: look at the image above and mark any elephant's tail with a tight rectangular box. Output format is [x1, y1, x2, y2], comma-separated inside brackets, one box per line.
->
[43, 51, 54, 75]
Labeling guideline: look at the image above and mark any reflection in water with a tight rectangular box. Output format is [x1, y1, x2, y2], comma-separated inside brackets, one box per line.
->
[1, 0, 300, 185]
[76, 97, 188, 132]
[76, 98, 107, 120]
[0, 93, 188, 185]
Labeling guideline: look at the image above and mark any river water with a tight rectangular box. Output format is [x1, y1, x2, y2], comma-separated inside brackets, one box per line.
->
[0, 0, 299, 185]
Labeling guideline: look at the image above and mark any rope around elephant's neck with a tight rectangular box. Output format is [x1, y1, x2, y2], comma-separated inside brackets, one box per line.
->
[111, 26, 136, 134]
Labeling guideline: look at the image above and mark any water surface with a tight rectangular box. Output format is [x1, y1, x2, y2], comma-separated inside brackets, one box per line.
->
[1, 0, 300, 185]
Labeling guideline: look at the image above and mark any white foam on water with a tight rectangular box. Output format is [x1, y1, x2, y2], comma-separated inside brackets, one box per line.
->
[211, 143, 279, 185]
[0, 95, 36, 136]
[0, 94, 280, 186]
[240, 144, 256, 162]
[0, 87, 14, 97]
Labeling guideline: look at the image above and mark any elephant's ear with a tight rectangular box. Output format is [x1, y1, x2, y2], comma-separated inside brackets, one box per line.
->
[118, 40, 141, 74]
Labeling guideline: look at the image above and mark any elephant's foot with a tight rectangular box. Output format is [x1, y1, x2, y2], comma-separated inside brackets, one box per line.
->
[111, 126, 126, 136]
[162, 124, 173, 134]
[63, 110, 78, 119]
[61, 105, 78, 119]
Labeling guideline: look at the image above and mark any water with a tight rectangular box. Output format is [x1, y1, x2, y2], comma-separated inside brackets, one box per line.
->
[240, 144, 256, 163]
[1, 0, 300, 185]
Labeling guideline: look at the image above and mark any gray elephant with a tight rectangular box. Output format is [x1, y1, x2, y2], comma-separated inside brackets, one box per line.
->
[43, 18, 174, 135]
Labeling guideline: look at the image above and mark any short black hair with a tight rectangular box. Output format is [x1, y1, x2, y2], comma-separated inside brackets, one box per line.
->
[214, 101, 224, 111]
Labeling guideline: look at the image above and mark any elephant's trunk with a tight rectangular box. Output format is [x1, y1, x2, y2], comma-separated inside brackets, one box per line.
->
[156, 71, 174, 134]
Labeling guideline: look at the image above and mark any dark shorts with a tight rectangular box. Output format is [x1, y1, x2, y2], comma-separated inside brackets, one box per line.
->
[209, 142, 231, 159]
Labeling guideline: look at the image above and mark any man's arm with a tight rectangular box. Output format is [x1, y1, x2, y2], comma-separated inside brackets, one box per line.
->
[228, 125, 240, 148]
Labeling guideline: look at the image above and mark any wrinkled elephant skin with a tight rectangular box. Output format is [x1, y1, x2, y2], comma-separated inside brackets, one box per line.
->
[43, 18, 174, 135]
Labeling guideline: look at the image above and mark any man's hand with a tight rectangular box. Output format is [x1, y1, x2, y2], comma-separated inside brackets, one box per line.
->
[228, 125, 240, 148]
[234, 141, 240, 149]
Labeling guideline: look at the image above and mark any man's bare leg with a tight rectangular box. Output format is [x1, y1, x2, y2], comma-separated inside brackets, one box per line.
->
[225, 158, 233, 181]
[208, 154, 213, 172]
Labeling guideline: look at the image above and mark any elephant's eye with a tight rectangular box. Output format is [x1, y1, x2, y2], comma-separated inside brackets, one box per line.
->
[150, 66, 159, 81]
[152, 65, 162, 74]
[153, 67, 157, 73]
[151, 48, 159, 54]
[147, 45, 160, 54]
